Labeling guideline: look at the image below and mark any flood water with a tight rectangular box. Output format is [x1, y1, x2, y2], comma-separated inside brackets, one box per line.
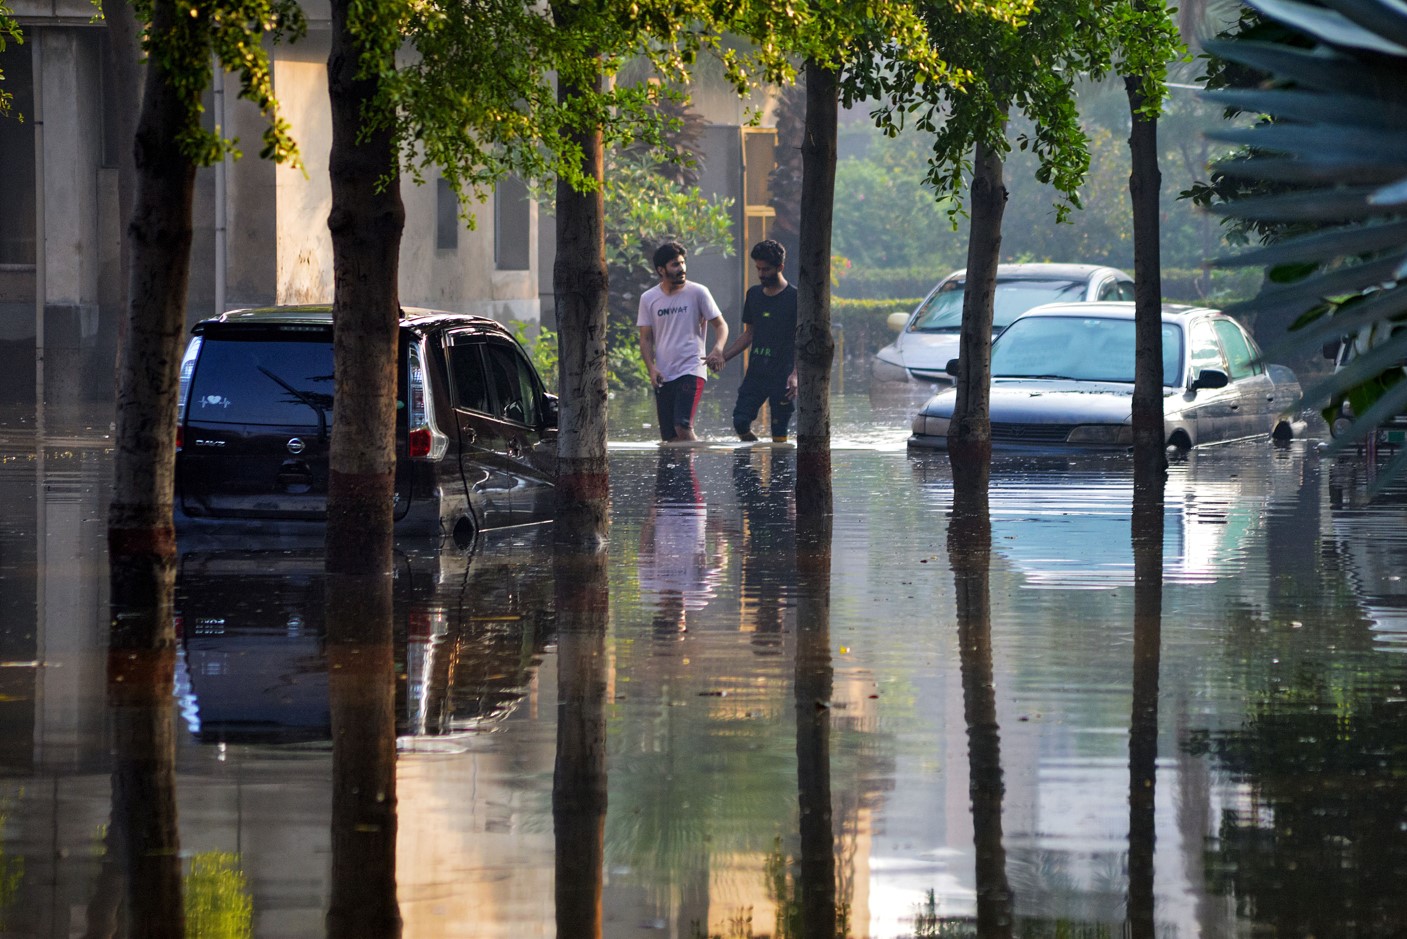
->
[2, 389, 1406, 937]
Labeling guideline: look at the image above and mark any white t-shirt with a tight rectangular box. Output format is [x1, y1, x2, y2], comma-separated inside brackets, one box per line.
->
[637, 281, 724, 382]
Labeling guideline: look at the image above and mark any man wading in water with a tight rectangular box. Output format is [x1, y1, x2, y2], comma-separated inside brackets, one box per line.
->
[637, 241, 730, 443]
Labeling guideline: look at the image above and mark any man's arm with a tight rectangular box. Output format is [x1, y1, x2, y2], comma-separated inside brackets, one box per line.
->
[638, 325, 663, 387]
[704, 316, 729, 372]
[720, 323, 755, 365]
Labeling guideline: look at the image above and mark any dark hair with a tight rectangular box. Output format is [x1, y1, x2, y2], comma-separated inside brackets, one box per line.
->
[750, 239, 786, 267]
[653, 241, 687, 271]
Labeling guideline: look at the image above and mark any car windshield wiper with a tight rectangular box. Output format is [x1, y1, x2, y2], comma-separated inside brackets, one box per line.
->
[1000, 373, 1078, 380]
[259, 366, 331, 440]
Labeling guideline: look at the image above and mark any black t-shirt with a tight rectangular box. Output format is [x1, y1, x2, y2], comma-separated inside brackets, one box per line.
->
[742, 283, 798, 372]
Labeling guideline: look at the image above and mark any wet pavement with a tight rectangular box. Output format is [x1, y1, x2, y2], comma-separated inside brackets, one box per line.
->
[2, 390, 1407, 937]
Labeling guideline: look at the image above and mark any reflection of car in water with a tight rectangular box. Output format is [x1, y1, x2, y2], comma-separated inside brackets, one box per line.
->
[910, 450, 1295, 588]
[907, 303, 1305, 451]
[873, 263, 1134, 386]
[175, 534, 555, 744]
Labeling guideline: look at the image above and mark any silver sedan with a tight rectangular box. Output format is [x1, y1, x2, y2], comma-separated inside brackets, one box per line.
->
[907, 302, 1305, 450]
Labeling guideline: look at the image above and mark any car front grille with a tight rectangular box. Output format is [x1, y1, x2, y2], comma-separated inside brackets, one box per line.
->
[991, 422, 1075, 444]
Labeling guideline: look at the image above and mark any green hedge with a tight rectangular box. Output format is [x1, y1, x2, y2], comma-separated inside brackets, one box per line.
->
[835, 266, 943, 300]
[833, 297, 923, 360]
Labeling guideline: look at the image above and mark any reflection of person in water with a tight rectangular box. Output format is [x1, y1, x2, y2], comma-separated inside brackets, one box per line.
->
[638, 450, 725, 636]
[732, 447, 796, 654]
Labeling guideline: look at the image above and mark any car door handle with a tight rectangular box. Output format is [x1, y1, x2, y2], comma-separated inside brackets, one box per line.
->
[1229, 403, 1239, 410]
[507, 439, 524, 459]
[462, 426, 477, 444]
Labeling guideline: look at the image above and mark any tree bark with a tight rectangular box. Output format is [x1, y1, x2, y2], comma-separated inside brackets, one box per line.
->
[796, 60, 838, 522]
[107, 0, 205, 565]
[107, 555, 184, 939]
[1127, 454, 1164, 938]
[549, 35, 611, 548]
[948, 459, 1013, 939]
[326, 572, 402, 939]
[553, 547, 610, 938]
[795, 515, 837, 939]
[949, 133, 1007, 472]
[326, 0, 406, 575]
[1126, 75, 1167, 477]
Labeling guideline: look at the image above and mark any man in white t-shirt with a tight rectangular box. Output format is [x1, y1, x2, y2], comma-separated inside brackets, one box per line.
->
[636, 241, 730, 442]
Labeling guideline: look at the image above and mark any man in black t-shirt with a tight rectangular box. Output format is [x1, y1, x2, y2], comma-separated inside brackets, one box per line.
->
[720, 240, 798, 442]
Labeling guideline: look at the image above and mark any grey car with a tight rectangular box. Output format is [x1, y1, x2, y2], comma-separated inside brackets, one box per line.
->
[873, 263, 1135, 385]
[907, 302, 1305, 450]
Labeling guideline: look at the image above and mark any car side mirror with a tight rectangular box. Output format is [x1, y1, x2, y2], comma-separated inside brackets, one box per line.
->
[542, 393, 559, 430]
[946, 358, 960, 376]
[887, 312, 910, 334]
[1191, 368, 1229, 391]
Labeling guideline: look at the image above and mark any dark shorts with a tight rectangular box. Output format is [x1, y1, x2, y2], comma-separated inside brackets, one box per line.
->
[733, 362, 794, 437]
[656, 375, 705, 440]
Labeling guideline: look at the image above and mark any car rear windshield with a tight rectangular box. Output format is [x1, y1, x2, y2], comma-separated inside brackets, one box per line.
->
[186, 331, 335, 426]
[911, 278, 1089, 331]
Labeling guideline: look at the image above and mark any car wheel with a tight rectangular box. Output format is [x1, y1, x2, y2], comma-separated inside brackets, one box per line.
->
[452, 512, 479, 550]
[1166, 430, 1193, 451]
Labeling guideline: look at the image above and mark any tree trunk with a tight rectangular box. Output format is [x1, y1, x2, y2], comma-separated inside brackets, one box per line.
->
[326, 0, 405, 575]
[1126, 75, 1167, 477]
[795, 516, 837, 938]
[1127, 458, 1164, 939]
[108, 0, 206, 566]
[796, 60, 838, 522]
[949, 132, 1007, 472]
[549, 35, 611, 548]
[107, 555, 184, 939]
[948, 459, 1013, 939]
[553, 547, 610, 938]
[326, 572, 402, 939]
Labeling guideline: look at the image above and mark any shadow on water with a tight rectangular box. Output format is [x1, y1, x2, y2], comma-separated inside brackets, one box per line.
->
[107, 554, 185, 938]
[1127, 460, 1163, 939]
[325, 570, 401, 939]
[948, 460, 1014, 939]
[553, 546, 610, 939]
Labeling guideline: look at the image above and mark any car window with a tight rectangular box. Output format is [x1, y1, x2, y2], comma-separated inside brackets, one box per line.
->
[1097, 279, 1120, 301]
[1212, 318, 1263, 380]
[911, 278, 1088, 331]
[1189, 320, 1227, 379]
[186, 334, 334, 425]
[484, 341, 541, 427]
[990, 316, 1182, 385]
[449, 339, 493, 413]
[1116, 281, 1136, 302]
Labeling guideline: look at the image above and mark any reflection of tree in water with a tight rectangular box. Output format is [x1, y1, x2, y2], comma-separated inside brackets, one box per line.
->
[1197, 673, 1407, 936]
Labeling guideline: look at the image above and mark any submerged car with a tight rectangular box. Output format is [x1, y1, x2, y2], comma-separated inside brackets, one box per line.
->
[873, 263, 1135, 385]
[175, 305, 558, 544]
[907, 302, 1305, 450]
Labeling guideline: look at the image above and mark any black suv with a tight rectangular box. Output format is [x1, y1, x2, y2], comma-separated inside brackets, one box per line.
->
[175, 306, 558, 543]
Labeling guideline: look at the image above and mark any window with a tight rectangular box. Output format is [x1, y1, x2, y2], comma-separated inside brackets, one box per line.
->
[1213, 318, 1263, 380]
[0, 44, 36, 266]
[493, 175, 530, 271]
[1189, 320, 1227, 379]
[436, 178, 459, 251]
[484, 341, 540, 426]
[449, 340, 491, 413]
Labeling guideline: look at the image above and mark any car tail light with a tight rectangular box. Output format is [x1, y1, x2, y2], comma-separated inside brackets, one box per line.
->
[408, 426, 432, 458]
[406, 340, 448, 461]
[176, 423, 184, 453]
